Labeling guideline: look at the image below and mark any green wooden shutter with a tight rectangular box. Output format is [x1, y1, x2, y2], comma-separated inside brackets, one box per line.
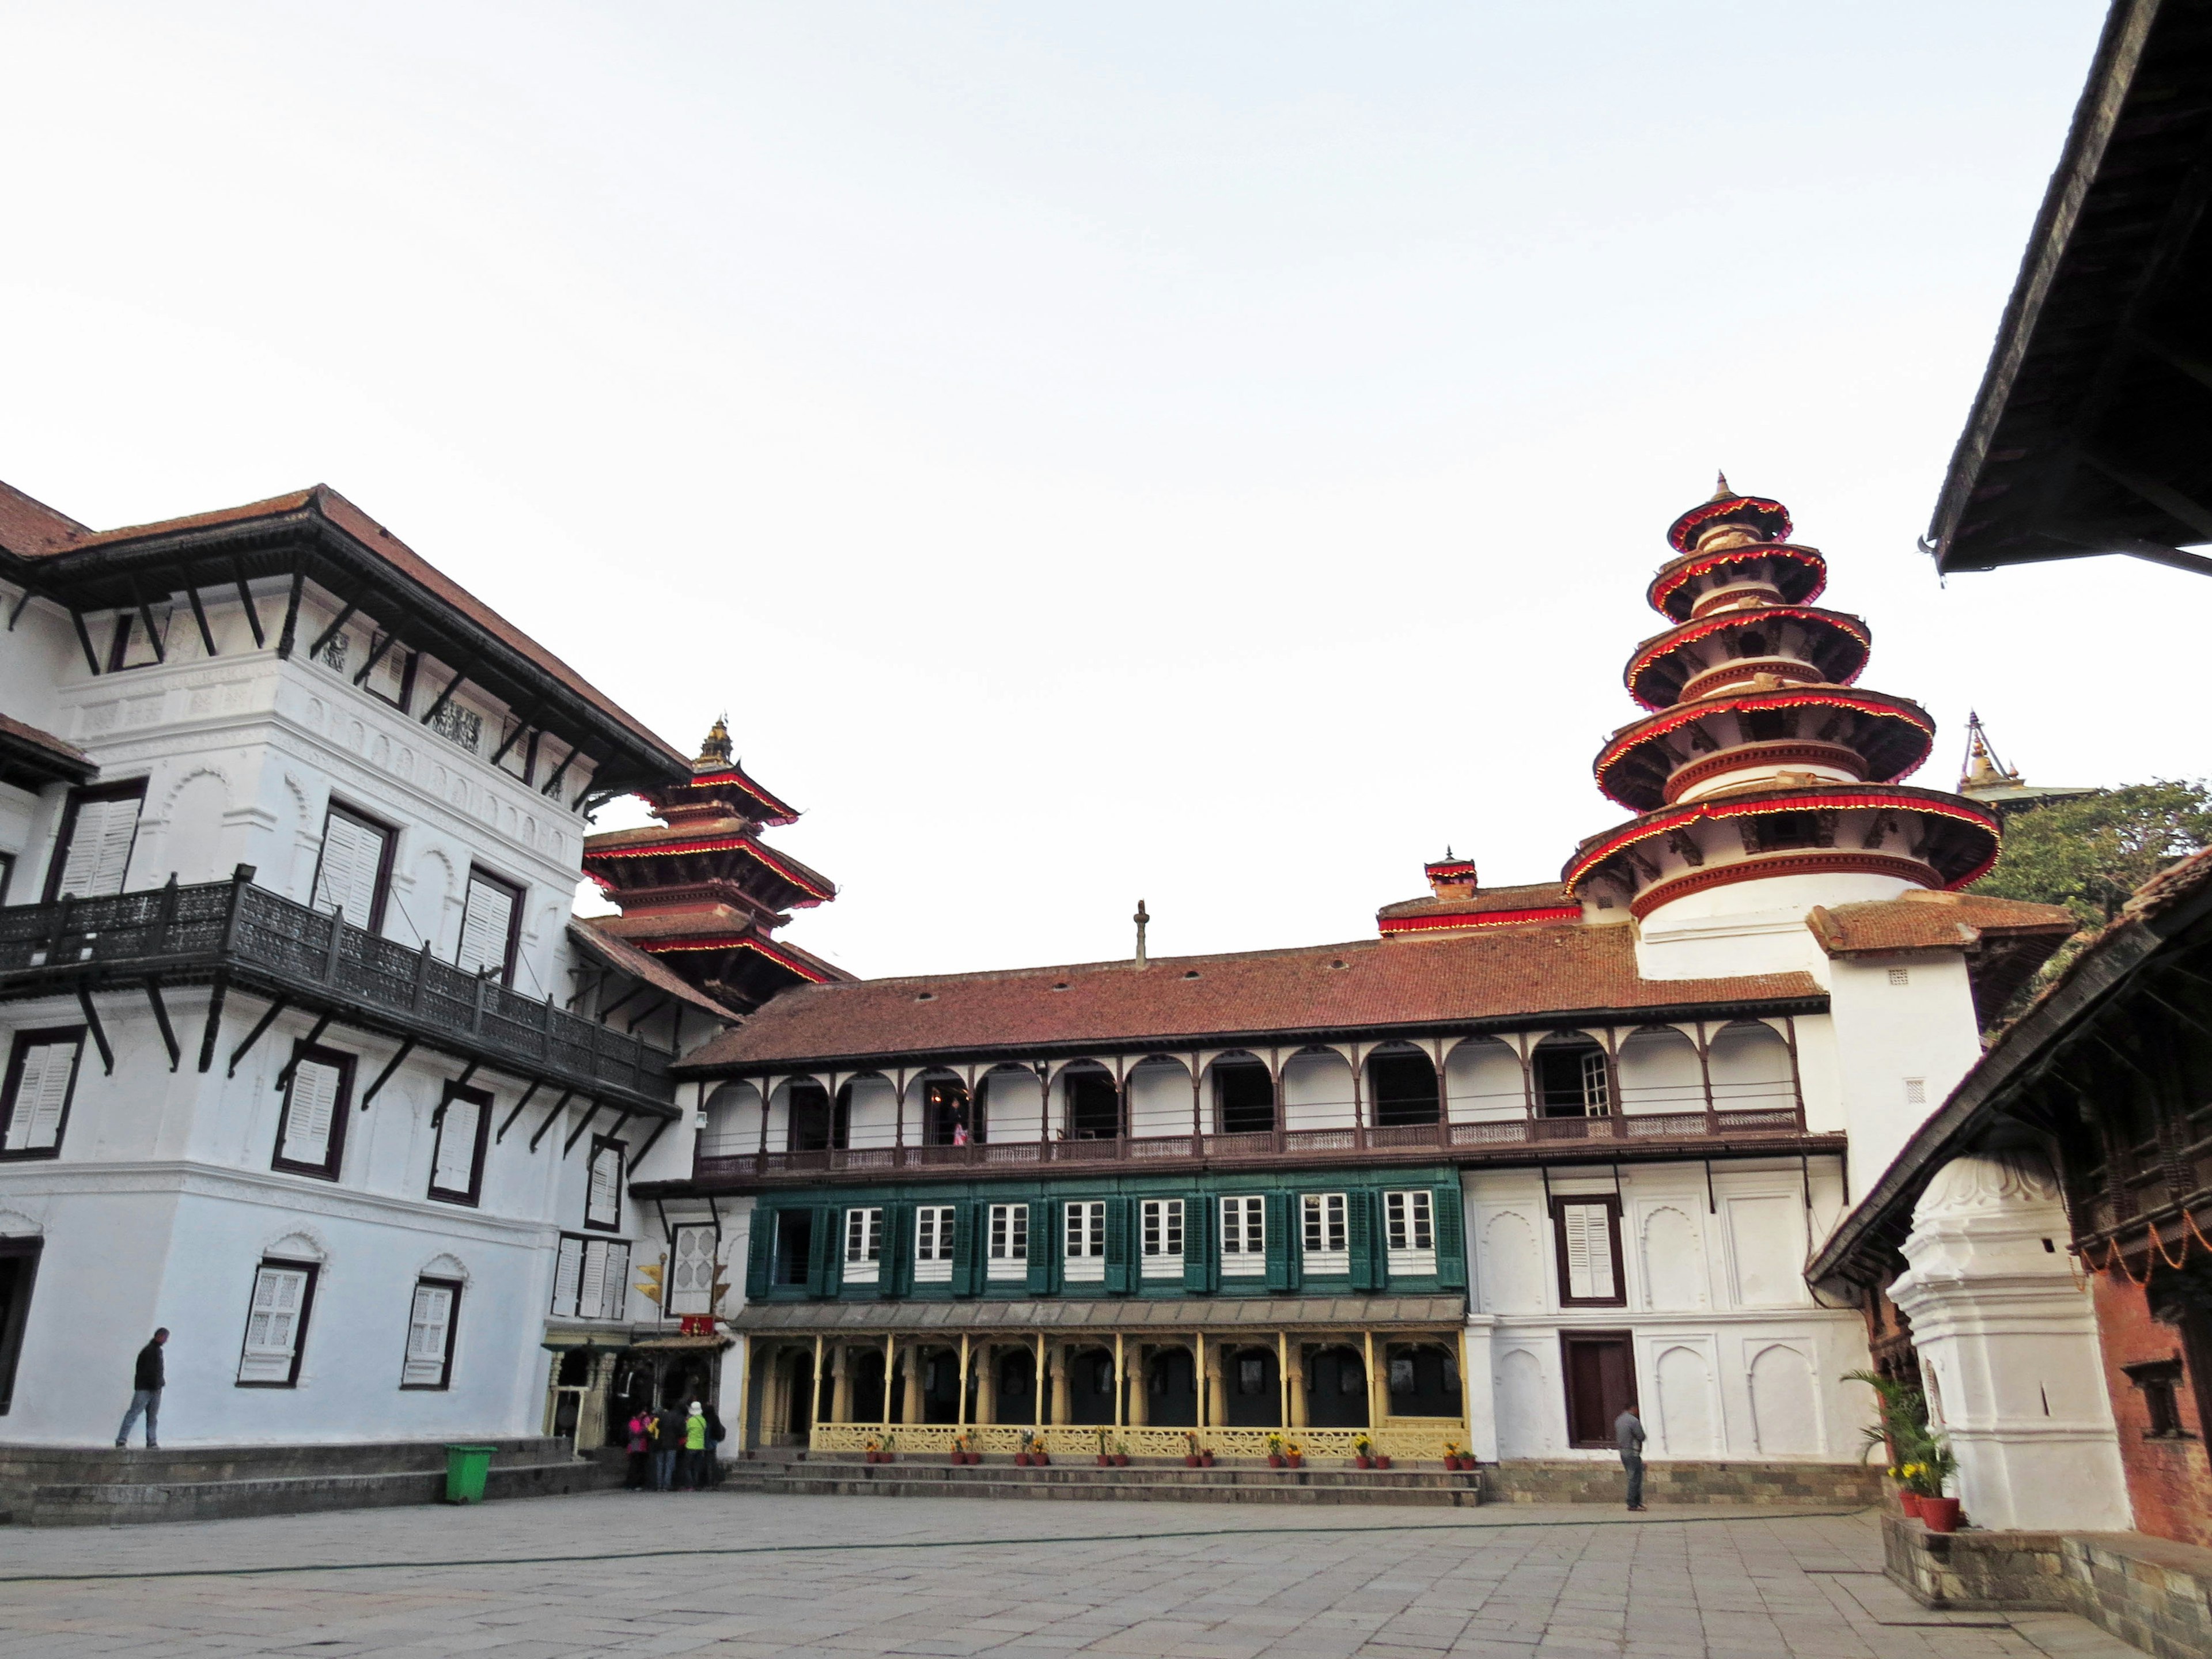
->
[880, 1205, 910, 1300]
[1347, 1190, 1380, 1291]
[1027, 1198, 1059, 1294]
[1263, 1191, 1292, 1290]
[823, 1207, 847, 1296]
[1182, 1192, 1213, 1293]
[745, 1206, 774, 1298]
[805, 1206, 836, 1297]
[952, 1201, 982, 1297]
[1104, 1196, 1134, 1294]
[1433, 1187, 1467, 1289]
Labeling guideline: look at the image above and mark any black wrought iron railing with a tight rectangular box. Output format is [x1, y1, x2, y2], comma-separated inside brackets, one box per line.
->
[0, 868, 673, 1103]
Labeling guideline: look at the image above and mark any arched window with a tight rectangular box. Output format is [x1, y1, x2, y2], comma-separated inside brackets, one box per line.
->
[1532, 1033, 1609, 1118]
[1368, 1044, 1439, 1127]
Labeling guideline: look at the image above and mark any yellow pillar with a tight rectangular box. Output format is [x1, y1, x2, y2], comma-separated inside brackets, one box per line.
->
[1034, 1332, 1046, 1429]
[1289, 1343, 1309, 1429]
[831, 1345, 851, 1423]
[1050, 1344, 1070, 1425]
[957, 1333, 971, 1429]
[1128, 1344, 1148, 1427]
[1113, 1332, 1126, 1430]
[882, 1334, 895, 1428]
[1365, 1330, 1383, 1430]
[977, 1343, 997, 1426]
[903, 1346, 924, 1425]
[1277, 1332, 1290, 1431]
[812, 1335, 824, 1435]
[1195, 1332, 1206, 1430]
[1206, 1346, 1226, 1429]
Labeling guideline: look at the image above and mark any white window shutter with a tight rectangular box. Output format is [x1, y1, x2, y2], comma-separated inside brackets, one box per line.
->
[1563, 1205, 1615, 1300]
[282, 1058, 342, 1166]
[552, 1235, 582, 1316]
[58, 796, 140, 898]
[238, 1265, 309, 1382]
[578, 1239, 609, 1318]
[599, 1243, 630, 1321]
[6, 1040, 78, 1152]
[433, 1094, 481, 1193]
[313, 812, 385, 924]
[403, 1283, 454, 1385]
[586, 1143, 621, 1226]
[670, 1227, 714, 1314]
[456, 875, 516, 977]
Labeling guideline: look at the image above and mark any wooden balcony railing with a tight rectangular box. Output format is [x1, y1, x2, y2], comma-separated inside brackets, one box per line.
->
[0, 868, 674, 1107]
[695, 1102, 1812, 1184]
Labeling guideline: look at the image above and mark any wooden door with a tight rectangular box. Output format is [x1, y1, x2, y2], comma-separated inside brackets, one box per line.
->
[1561, 1331, 1637, 1448]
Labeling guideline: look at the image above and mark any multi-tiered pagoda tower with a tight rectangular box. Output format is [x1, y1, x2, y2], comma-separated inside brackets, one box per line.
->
[1566, 481, 1999, 934]
[581, 719, 846, 1013]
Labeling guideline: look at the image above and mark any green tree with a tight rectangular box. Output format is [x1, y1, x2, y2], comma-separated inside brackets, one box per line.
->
[1972, 781, 2212, 931]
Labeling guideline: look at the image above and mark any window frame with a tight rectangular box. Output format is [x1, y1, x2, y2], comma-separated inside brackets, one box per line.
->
[1551, 1194, 1627, 1309]
[0, 850, 15, 904]
[0, 1027, 85, 1162]
[0, 1236, 40, 1415]
[309, 801, 397, 933]
[1385, 1190, 1435, 1251]
[270, 1043, 354, 1181]
[427, 1082, 493, 1207]
[360, 631, 416, 712]
[1219, 1194, 1267, 1276]
[456, 865, 525, 986]
[667, 1223, 719, 1315]
[41, 780, 146, 903]
[399, 1275, 463, 1390]
[1302, 1192, 1349, 1253]
[551, 1232, 630, 1321]
[842, 1206, 884, 1283]
[987, 1202, 1029, 1279]
[107, 605, 172, 672]
[584, 1135, 624, 1232]
[234, 1257, 320, 1388]
[1063, 1199, 1107, 1282]
[1140, 1197, 1184, 1275]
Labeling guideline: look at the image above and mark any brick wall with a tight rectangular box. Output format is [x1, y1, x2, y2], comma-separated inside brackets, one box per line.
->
[2093, 1271, 2212, 1550]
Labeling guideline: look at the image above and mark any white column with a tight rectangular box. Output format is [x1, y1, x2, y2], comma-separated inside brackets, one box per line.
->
[1461, 1316, 1500, 1462]
[1889, 1152, 2131, 1531]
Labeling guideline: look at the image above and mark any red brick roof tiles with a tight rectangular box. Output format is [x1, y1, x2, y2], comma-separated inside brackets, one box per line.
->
[1804, 892, 2077, 956]
[566, 920, 735, 1021]
[678, 924, 1823, 1071]
[1374, 881, 1578, 923]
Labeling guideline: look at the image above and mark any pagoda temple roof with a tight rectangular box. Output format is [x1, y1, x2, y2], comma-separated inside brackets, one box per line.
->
[565, 919, 736, 1021]
[675, 925, 1823, 1073]
[582, 819, 836, 903]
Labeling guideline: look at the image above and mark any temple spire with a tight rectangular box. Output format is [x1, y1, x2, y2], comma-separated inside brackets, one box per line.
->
[1712, 470, 1732, 500]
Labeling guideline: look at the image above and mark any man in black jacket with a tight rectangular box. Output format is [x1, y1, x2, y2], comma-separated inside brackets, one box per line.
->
[115, 1328, 168, 1449]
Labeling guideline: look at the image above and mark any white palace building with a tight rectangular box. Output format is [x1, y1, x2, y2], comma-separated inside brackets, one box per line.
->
[0, 474, 2075, 1503]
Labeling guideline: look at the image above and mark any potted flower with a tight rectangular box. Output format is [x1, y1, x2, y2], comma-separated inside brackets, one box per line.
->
[1199, 1445, 1215, 1468]
[1016, 1431, 1036, 1467]
[1441, 1440, 1472, 1473]
[1283, 1440, 1305, 1469]
[1113, 1438, 1132, 1467]
[1266, 1432, 1286, 1468]
[1096, 1429, 1113, 1468]
[1353, 1434, 1374, 1470]
[1376, 1450, 1393, 1470]
[1184, 1433, 1203, 1469]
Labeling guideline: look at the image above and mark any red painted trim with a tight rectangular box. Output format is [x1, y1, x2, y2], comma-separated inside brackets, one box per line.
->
[1562, 787, 1999, 893]
[1665, 494, 1791, 552]
[1661, 741, 1866, 804]
[1623, 605, 1870, 710]
[1647, 543, 1826, 619]
[582, 834, 834, 899]
[1627, 851, 1956, 921]
[1378, 905, 1582, 935]
[683, 768, 800, 821]
[625, 933, 833, 983]
[1593, 688, 1934, 805]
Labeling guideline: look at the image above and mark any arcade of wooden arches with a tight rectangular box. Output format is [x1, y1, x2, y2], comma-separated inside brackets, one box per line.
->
[747, 1328, 1474, 1464]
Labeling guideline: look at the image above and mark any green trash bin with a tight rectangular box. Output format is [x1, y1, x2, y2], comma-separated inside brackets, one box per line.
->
[443, 1444, 495, 1504]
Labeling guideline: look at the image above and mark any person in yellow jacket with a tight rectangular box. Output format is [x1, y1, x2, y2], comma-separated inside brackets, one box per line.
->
[681, 1401, 709, 1491]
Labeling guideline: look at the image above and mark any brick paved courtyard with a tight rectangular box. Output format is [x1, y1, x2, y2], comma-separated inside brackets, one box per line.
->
[0, 1493, 2144, 1658]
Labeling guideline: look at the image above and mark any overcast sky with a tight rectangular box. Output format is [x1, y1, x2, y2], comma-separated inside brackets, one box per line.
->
[1, 2, 2176, 980]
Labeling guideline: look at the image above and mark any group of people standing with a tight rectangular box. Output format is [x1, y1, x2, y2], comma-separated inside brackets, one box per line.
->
[625, 1397, 722, 1491]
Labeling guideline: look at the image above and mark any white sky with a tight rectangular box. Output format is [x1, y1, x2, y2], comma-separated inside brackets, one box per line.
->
[0, 1, 2180, 981]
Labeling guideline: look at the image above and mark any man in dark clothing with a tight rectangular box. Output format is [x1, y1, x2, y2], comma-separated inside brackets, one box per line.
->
[651, 1402, 682, 1492]
[116, 1328, 168, 1449]
[1616, 1405, 1647, 1511]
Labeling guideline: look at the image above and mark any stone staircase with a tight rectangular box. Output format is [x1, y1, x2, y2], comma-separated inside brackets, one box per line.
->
[720, 1449, 1484, 1507]
[0, 1437, 627, 1527]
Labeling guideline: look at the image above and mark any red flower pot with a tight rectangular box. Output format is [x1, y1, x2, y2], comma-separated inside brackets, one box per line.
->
[1097, 1454, 1112, 1467]
[1033, 1453, 1049, 1466]
[1354, 1455, 1372, 1469]
[1287, 1456, 1304, 1468]
[1376, 1455, 1392, 1470]
[1184, 1455, 1200, 1467]
[1199, 1453, 1214, 1467]
[1921, 1497, 1962, 1533]
[1268, 1454, 1285, 1468]
[1015, 1452, 1031, 1466]
[1114, 1454, 1130, 1466]
[1898, 1491, 1922, 1520]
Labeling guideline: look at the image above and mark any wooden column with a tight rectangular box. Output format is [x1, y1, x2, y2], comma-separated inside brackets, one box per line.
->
[976, 1343, 997, 1425]
[1050, 1343, 1070, 1425]
[1127, 1344, 1148, 1427]
[902, 1346, 924, 1425]
[812, 1335, 824, 1438]
[831, 1345, 852, 1423]
[1205, 1345, 1226, 1429]
[957, 1333, 971, 1429]
[1035, 1332, 1046, 1429]
[1277, 1332, 1290, 1430]
[882, 1335, 895, 1428]
[1195, 1331, 1207, 1429]
[1289, 1343, 1309, 1429]
[1364, 1329, 1384, 1430]
[1113, 1332, 1126, 1430]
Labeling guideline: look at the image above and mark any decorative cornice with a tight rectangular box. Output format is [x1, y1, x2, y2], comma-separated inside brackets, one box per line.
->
[1378, 906, 1583, 935]
[1663, 741, 1868, 804]
[1627, 851, 1942, 921]
[1625, 605, 1870, 710]
[1647, 542, 1826, 620]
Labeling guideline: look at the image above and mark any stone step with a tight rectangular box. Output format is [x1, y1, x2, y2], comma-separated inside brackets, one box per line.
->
[0, 1441, 626, 1527]
[718, 1459, 1484, 1508]
[1482, 1458, 1885, 1508]
[0, 1435, 577, 1488]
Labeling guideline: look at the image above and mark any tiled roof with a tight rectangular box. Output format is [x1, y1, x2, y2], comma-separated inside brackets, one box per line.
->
[1, 481, 686, 777]
[582, 818, 835, 899]
[1804, 892, 2077, 956]
[678, 925, 1823, 1071]
[0, 711, 94, 781]
[589, 904, 764, 942]
[566, 919, 736, 1021]
[1375, 881, 1578, 924]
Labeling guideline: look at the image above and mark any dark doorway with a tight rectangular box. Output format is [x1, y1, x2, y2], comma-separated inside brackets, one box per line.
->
[787, 1082, 846, 1152]
[1535, 1039, 1610, 1118]
[1222, 1345, 1281, 1428]
[1065, 1070, 1120, 1140]
[1387, 1343, 1464, 1418]
[1145, 1348, 1198, 1427]
[783, 1352, 813, 1437]
[0, 1240, 39, 1415]
[551, 1346, 590, 1440]
[1214, 1060, 1275, 1134]
[921, 1347, 962, 1423]
[1561, 1332, 1637, 1448]
[1369, 1051, 1440, 1127]
[1304, 1346, 1369, 1427]
[773, 1210, 815, 1285]
[850, 1347, 887, 1423]
[1069, 1346, 1118, 1424]
[922, 1078, 973, 1146]
[997, 1348, 1036, 1421]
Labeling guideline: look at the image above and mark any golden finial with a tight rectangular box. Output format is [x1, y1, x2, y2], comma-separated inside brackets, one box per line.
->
[1711, 471, 1733, 501]
[694, 714, 734, 768]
